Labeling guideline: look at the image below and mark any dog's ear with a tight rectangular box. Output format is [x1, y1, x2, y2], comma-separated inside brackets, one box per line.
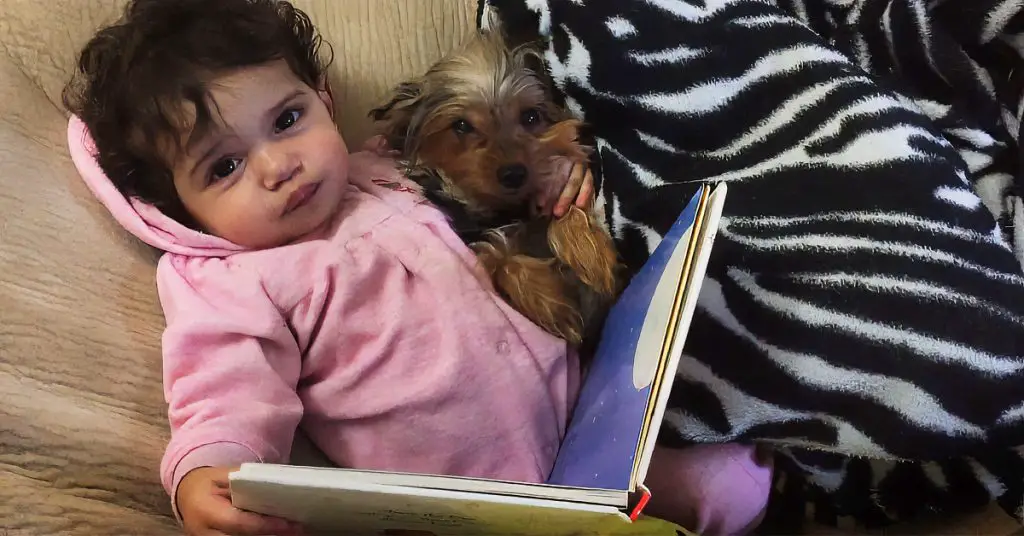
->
[482, 3, 557, 103]
[507, 39, 568, 117]
[524, 51, 569, 113]
[368, 80, 424, 154]
[480, 3, 544, 52]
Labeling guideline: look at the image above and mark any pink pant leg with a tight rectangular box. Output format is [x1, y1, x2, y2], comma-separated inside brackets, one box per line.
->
[643, 443, 773, 535]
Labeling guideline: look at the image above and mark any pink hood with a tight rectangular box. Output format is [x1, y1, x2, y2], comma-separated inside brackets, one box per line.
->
[67, 114, 247, 258]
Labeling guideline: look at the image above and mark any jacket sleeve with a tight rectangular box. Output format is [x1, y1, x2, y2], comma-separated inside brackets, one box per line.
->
[155, 254, 303, 518]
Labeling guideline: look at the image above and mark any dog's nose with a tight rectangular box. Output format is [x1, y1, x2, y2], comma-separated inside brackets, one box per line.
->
[497, 164, 528, 189]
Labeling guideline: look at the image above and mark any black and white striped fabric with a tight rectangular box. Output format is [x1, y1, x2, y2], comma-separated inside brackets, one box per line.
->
[476, 0, 1024, 529]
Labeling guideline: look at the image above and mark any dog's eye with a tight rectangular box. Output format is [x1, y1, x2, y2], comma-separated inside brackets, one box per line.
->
[520, 109, 542, 126]
[452, 119, 475, 135]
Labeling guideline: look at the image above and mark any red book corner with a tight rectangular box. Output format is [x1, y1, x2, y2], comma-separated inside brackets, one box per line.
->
[628, 485, 652, 521]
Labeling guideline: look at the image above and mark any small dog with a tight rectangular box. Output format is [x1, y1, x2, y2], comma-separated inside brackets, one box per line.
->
[369, 29, 621, 351]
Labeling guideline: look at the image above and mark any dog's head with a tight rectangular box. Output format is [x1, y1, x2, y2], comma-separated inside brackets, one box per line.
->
[369, 29, 589, 215]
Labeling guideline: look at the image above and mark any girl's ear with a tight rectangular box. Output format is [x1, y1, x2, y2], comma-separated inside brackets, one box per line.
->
[317, 76, 335, 118]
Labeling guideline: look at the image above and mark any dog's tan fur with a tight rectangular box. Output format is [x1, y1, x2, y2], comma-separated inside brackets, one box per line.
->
[370, 29, 621, 348]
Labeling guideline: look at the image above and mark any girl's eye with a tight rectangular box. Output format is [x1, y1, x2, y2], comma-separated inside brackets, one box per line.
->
[452, 119, 475, 135]
[520, 108, 542, 126]
[211, 158, 242, 181]
[274, 109, 301, 133]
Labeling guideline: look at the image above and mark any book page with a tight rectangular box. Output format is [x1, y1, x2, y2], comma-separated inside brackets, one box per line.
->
[632, 183, 728, 488]
[232, 464, 625, 507]
[630, 223, 696, 391]
[230, 475, 687, 536]
[547, 187, 710, 492]
[626, 185, 708, 485]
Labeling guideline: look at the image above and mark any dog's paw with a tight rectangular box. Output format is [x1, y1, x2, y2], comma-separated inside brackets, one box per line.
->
[472, 230, 513, 278]
[493, 255, 584, 346]
[547, 206, 619, 299]
[539, 120, 592, 162]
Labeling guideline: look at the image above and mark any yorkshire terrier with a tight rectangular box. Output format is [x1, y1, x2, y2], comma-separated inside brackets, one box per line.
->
[368, 29, 621, 352]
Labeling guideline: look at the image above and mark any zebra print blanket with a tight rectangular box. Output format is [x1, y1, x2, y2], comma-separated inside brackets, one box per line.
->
[477, 0, 1024, 529]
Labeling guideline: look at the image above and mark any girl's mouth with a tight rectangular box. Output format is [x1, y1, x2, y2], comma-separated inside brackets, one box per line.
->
[283, 182, 321, 215]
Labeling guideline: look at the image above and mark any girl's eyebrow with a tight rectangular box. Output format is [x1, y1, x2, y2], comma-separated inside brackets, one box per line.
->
[190, 137, 226, 177]
[183, 113, 228, 176]
[263, 88, 305, 123]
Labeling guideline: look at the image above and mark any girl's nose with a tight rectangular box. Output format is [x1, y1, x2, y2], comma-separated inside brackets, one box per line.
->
[254, 145, 300, 190]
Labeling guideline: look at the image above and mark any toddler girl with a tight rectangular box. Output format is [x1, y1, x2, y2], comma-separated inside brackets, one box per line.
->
[63, 0, 772, 534]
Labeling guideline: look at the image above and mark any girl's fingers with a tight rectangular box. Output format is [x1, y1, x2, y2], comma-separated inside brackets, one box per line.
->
[218, 510, 298, 536]
[575, 168, 594, 208]
[206, 495, 299, 536]
[555, 162, 587, 217]
[361, 134, 398, 156]
[361, 134, 384, 152]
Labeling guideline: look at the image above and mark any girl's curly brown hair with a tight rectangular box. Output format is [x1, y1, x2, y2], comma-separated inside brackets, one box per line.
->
[63, 0, 333, 226]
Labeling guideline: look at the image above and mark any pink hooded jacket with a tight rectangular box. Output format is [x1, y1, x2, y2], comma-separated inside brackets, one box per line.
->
[66, 116, 580, 512]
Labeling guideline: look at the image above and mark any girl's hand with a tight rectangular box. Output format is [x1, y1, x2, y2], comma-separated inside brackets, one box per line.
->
[177, 466, 304, 536]
[535, 158, 595, 218]
[362, 135, 399, 157]
[553, 160, 595, 217]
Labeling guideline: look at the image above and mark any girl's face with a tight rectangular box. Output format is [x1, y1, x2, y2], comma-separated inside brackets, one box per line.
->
[171, 60, 350, 249]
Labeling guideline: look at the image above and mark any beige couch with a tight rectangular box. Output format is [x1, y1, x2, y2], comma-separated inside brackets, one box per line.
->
[0, 0, 1020, 534]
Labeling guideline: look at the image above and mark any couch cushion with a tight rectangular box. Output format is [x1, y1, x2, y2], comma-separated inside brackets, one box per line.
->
[0, 39, 175, 534]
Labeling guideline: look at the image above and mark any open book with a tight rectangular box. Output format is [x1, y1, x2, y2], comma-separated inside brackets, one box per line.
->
[230, 183, 728, 536]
